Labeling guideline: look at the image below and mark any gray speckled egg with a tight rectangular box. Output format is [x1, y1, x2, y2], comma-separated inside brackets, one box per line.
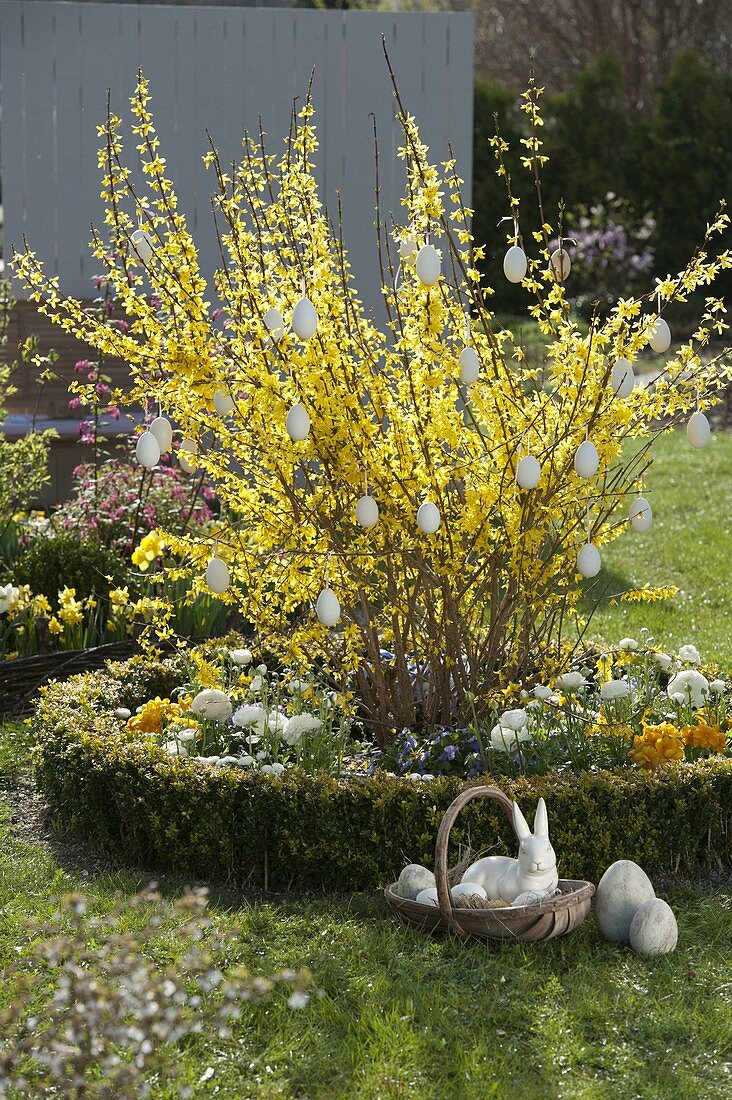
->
[595, 860, 655, 942]
[396, 864, 436, 900]
[629, 898, 678, 956]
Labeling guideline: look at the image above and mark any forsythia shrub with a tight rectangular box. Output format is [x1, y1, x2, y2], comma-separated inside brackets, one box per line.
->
[34, 667, 732, 890]
[13, 73, 732, 742]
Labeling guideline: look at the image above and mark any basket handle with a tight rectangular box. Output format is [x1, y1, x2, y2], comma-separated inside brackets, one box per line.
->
[434, 785, 516, 937]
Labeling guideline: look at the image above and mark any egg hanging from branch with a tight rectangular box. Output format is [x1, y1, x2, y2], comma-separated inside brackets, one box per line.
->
[649, 317, 671, 354]
[459, 346, 480, 386]
[516, 455, 541, 490]
[399, 236, 418, 262]
[577, 543, 602, 578]
[315, 587, 341, 627]
[574, 440, 599, 479]
[149, 415, 173, 454]
[178, 438, 199, 473]
[687, 410, 711, 449]
[263, 306, 285, 342]
[130, 227, 154, 265]
[135, 430, 160, 470]
[292, 297, 318, 340]
[416, 501, 441, 534]
[610, 357, 635, 399]
[286, 403, 311, 442]
[213, 390, 235, 416]
[629, 497, 653, 533]
[549, 248, 571, 282]
[206, 556, 230, 594]
[503, 245, 527, 284]
[355, 495, 379, 529]
[415, 244, 441, 286]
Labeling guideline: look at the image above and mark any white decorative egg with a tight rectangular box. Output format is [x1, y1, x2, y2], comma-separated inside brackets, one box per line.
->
[595, 859, 656, 943]
[396, 864, 436, 900]
[205, 556, 230, 594]
[292, 297, 318, 340]
[315, 587, 341, 627]
[687, 410, 711, 450]
[577, 542, 601, 578]
[178, 438, 199, 473]
[213, 390, 235, 416]
[399, 237, 418, 262]
[415, 244, 441, 286]
[629, 496, 653, 532]
[263, 306, 284, 341]
[459, 346, 480, 385]
[416, 501, 441, 534]
[648, 316, 671, 354]
[516, 455, 541, 490]
[130, 227, 154, 265]
[628, 897, 678, 956]
[611, 357, 635, 398]
[511, 889, 553, 908]
[135, 431, 160, 470]
[503, 244, 527, 283]
[149, 415, 173, 454]
[355, 495, 379, 529]
[549, 248, 571, 282]
[574, 440, 599, 479]
[286, 403, 311, 442]
[451, 882, 487, 906]
[415, 887, 439, 907]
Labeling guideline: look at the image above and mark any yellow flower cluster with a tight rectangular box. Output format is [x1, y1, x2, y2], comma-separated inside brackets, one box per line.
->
[629, 724, 686, 769]
[56, 587, 85, 627]
[126, 696, 187, 736]
[131, 532, 166, 572]
[681, 723, 728, 753]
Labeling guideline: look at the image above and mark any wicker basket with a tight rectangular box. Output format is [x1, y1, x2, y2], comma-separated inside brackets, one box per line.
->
[385, 785, 595, 942]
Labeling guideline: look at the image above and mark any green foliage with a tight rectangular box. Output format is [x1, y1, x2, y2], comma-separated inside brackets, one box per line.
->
[33, 662, 732, 891]
[12, 535, 131, 603]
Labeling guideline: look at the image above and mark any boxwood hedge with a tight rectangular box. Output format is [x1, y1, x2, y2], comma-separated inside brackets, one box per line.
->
[31, 658, 732, 891]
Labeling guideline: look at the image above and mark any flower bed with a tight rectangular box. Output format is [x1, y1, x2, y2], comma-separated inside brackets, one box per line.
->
[33, 655, 732, 891]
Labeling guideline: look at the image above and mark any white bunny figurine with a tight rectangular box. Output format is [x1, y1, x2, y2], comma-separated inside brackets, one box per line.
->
[460, 797, 558, 903]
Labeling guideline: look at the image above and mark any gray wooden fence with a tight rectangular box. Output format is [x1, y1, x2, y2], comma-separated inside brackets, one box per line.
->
[0, 1, 474, 317]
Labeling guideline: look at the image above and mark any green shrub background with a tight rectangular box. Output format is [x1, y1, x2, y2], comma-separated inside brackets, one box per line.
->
[32, 660, 732, 891]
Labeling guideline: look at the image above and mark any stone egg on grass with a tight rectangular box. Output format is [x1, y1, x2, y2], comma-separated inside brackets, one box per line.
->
[292, 297, 318, 340]
[286, 402, 311, 442]
[629, 496, 653, 532]
[611, 357, 635, 398]
[459, 346, 480, 385]
[213, 390, 235, 416]
[415, 887, 439, 907]
[648, 317, 671, 354]
[503, 244, 527, 284]
[135, 430, 160, 470]
[415, 244, 441, 286]
[687, 410, 711, 450]
[574, 439, 599, 479]
[629, 898, 678, 956]
[205, 556, 230, 594]
[396, 864, 436, 900]
[416, 500, 441, 534]
[355, 494, 379, 528]
[149, 415, 173, 453]
[315, 587, 341, 627]
[451, 882, 488, 906]
[595, 860, 656, 942]
[130, 227, 154, 265]
[516, 455, 541, 490]
[577, 543, 602, 578]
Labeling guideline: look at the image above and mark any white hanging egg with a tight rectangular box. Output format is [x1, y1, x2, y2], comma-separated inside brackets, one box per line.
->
[263, 306, 285, 341]
[629, 497, 653, 533]
[549, 248, 571, 282]
[213, 390, 235, 416]
[574, 440, 599, 479]
[315, 587, 341, 628]
[130, 228, 154, 265]
[649, 317, 671, 354]
[135, 431, 160, 470]
[415, 244, 441, 286]
[416, 501, 441, 534]
[355, 495, 379, 529]
[577, 543, 602, 578]
[503, 244, 527, 283]
[292, 297, 318, 340]
[516, 455, 541, 490]
[149, 415, 173, 454]
[206, 556, 230, 594]
[399, 237, 418, 262]
[286, 403, 311, 442]
[458, 346, 480, 386]
[687, 410, 711, 449]
[611, 357, 635, 398]
[178, 438, 199, 473]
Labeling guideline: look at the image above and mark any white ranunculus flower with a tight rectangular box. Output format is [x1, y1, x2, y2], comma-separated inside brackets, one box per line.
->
[230, 648, 253, 666]
[618, 637, 638, 651]
[237, 754, 255, 766]
[115, 707, 132, 720]
[233, 704, 267, 728]
[260, 764, 274, 775]
[555, 671, 585, 693]
[164, 740, 188, 757]
[499, 707, 528, 730]
[653, 652, 673, 672]
[282, 713, 323, 746]
[249, 675, 264, 693]
[176, 727, 198, 742]
[600, 679, 630, 701]
[532, 685, 553, 700]
[256, 663, 268, 674]
[271, 762, 286, 776]
[190, 688, 233, 723]
[490, 724, 532, 753]
[709, 679, 726, 694]
[667, 669, 709, 709]
[288, 679, 309, 694]
[262, 710, 287, 739]
[678, 644, 702, 666]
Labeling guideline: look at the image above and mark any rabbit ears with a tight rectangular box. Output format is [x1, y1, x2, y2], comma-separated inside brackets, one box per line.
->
[513, 798, 549, 840]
